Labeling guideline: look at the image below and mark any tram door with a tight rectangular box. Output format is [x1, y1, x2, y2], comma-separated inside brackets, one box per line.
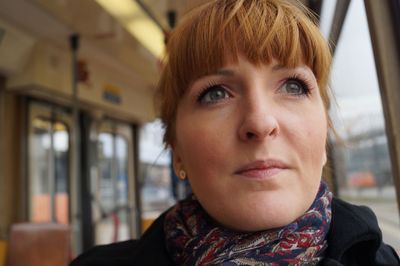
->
[90, 119, 138, 245]
[28, 102, 72, 224]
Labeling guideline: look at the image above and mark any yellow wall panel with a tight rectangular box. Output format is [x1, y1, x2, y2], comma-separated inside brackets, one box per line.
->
[0, 241, 7, 266]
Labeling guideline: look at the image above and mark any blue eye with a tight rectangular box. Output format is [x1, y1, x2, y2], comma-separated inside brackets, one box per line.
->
[198, 85, 229, 104]
[281, 79, 310, 96]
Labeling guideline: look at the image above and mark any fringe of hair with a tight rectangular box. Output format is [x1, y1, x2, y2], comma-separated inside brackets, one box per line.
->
[156, 0, 333, 146]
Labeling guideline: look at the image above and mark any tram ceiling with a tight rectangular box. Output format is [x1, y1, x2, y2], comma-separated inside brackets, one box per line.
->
[31, 0, 159, 86]
[0, 0, 159, 87]
[137, 0, 325, 31]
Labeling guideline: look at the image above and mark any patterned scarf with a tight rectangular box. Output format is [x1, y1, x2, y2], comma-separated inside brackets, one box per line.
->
[164, 182, 332, 265]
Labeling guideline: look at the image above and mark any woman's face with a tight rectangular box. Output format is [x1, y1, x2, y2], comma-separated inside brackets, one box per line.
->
[173, 56, 327, 231]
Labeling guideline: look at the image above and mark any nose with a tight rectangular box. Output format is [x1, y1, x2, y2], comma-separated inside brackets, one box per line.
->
[238, 100, 280, 142]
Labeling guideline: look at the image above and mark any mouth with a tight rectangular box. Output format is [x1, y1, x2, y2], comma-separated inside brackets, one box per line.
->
[234, 159, 289, 180]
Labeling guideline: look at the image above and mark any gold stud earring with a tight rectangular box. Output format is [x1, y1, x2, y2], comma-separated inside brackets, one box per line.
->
[179, 170, 187, 180]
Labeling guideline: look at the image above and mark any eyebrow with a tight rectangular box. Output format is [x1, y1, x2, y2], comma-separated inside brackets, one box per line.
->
[215, 69, 235, 76]
[271, 64, 286, 71]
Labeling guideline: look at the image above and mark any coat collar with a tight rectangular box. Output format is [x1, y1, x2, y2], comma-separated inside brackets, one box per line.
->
[325, 197, 382, 261]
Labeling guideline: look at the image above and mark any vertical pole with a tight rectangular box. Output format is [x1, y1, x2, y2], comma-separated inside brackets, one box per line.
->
[69, 33, 82, 254]
[328, 0, 351, 54]
[49, 111, 56, 222]
[132, 124, 141, 238]
[0, 76, 6, 239]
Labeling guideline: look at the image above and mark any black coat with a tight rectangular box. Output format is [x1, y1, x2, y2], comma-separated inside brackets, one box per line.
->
[70, 198, 400, 265]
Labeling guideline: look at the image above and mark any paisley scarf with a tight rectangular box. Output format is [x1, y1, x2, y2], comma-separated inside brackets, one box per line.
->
[164, 182, 332, 265]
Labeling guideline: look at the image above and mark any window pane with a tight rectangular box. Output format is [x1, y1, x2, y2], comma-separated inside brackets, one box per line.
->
[95, 132, 115, 244]
[29, 117, 70, 224]
[98, 133, 114, 212]
[30, 118, 52, 222]
[95, 130, 131, 244]
[116, 135, 128, 205]
[329, 0, 400, 249]
[115, 135, 129, 241]
[139, 120, 175, 232]
[53, 122, 70, 224]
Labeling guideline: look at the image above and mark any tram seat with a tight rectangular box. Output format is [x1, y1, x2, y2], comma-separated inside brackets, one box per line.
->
[6, 223, 70, 266]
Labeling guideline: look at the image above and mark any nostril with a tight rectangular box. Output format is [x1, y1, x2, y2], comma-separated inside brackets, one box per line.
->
[246, 132, 255, 139]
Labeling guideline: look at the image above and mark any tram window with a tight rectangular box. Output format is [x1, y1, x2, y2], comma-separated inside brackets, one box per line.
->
[29, 117, 70, 225]
[115, 135, 129, 239]
[325, 0, 400, 249]
[139, 120, 175, 232]
[53, 123, 69, 224]
[94, 130, 130, 244]
[116, 136, 128, 206]
[30, 118, 51, 222]
[98, 133, 114, 212]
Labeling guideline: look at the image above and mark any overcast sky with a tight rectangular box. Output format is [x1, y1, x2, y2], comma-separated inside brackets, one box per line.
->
[320, 0, 384, 136]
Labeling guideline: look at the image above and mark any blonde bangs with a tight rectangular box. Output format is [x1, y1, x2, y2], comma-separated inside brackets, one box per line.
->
[158, 0, 332, 145]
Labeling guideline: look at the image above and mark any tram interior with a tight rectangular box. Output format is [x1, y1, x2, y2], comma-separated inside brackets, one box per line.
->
[1, 0, 400, 265]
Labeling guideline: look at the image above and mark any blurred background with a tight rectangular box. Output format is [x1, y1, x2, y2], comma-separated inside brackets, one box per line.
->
[0, 0, 399, 265]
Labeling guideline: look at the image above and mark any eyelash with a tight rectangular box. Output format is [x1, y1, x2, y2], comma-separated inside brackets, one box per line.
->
[195, 74, 313, 104]
[196, 82, 230, 105]
[283, 74, 313, 97]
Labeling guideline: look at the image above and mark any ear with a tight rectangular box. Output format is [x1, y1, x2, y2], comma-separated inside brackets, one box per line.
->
[322, 149, 327, 166]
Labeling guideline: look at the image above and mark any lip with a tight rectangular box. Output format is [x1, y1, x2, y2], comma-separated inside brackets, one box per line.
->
[234, 159, 289, 180]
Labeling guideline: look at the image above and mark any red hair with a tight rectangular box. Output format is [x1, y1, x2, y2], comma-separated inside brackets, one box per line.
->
[156, 0, 332, 146]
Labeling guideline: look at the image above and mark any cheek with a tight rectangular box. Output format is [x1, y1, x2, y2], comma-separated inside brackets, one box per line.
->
[305, 129, 327, 169]
[285, 109, 327, 168]
[175, 120, 228, 177]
